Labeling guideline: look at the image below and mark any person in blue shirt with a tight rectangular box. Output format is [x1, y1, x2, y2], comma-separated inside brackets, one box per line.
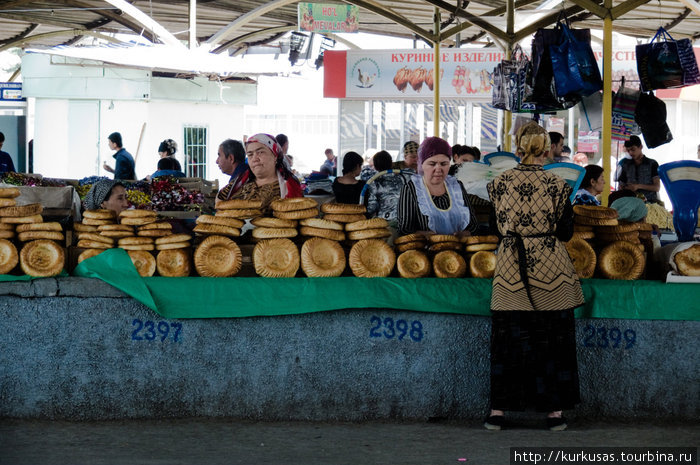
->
[0, 132, 16, 173]
[151, 157, 185, 179]
[103, 132, 136, 180]
[573, 165, 605, 206]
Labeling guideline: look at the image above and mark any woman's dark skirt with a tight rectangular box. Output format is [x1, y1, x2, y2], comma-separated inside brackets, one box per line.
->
[489, 309, 580, 412]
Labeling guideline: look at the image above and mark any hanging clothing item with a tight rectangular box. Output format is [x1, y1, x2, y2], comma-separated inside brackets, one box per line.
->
[411, 175, 470, 234]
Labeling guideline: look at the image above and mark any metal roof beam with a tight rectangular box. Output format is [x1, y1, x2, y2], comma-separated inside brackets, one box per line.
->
[512, 4, 587, 42]
[422, 0, 510, 42]
[611, 0, 653, 19]
[67, 0, 157, 43]
[0, 30, 122, 52]
[101, 0, 185, 48]
[674, 0, 700, 19]
[205, 0, 299, 46]
[212, 25, 295, 53]
[567, 0, 609, 18]
[347, 0, 436, 42]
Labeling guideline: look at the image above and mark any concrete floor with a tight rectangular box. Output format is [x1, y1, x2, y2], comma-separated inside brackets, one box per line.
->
[1, 418, 698, 465]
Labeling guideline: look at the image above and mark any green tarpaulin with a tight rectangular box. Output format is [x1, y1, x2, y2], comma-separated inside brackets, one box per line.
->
[71, 248, 700, 321]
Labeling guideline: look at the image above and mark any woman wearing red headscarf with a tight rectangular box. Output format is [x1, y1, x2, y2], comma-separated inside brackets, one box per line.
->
[229, 133, 302, 213]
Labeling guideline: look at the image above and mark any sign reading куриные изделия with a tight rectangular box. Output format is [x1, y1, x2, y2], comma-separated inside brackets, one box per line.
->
[297, 3, 359, 33]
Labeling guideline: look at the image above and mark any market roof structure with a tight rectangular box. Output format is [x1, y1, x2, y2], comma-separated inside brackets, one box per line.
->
[1, 0, 699, 59]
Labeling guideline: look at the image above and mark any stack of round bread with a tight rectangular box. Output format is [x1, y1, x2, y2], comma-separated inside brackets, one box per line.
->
[0, 238, 18, 274]
[118, 236, 154, 251]
[298, 218, 345, 242]
[462, 235, 499, 253]
[0, 201, 43, 226]
[469, 251, 496, 278]
[81, 209, 116, 228]
[345, 218, 391, 241]
[432, 250, 466, 278]
[215, 199, 263, 220]
[595, 221, 640, 245]
[565, 237, 597, 279]
[157, 247, 192, 277]
[348, 239, 395, 277]
[597, 240, 645, 280]
[394, 233, 427, 253]
[396, 249, 431, 278]
[155, 233, 191, 251]
[193, 214, 243, 238]
[300, 237, 346, 277]
[251, 216, 299, 241]
[194, 235, 242, 277]
[271, 197, 319, 221]
[19, 239, 65, 277]
[573, 205, 619, 228]
[0, 188, 22, 237]
[253, 238, 300, 277]
[320, 202, 367, 224]
[137, 221, 172, 238]
[572, 224, 595, 241]
[427, 234, 461, 253]
[119, 209, 157, 226]
[636, 221, 654, 241]
[77, 222, 132, 264]
[16, 222, 64, 244]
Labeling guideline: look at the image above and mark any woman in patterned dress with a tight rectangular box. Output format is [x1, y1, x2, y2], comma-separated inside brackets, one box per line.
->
[485, 121, 584, 431]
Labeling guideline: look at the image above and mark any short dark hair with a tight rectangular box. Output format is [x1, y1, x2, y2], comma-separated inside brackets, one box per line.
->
[607, 189, 636, 207]
[581, 164, 604, 189]
[562, 145, 572, 154]
[108, 132, 123, 148]
[373, 150, 393, 171]
[549, 132, 564, 146]
[458, 145, 481, 161]
[220, 139, 246, 164]
[0, 132, 4, 143]
[342, 151, 363, 175]
[157, 157, 178, 171]
[276, 134, 288, 146]
[624, 135, 642, 148]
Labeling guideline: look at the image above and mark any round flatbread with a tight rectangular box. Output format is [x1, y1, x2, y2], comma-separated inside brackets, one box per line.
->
[0, 230, 15, 239]
[99, 230, 136, 239]
[215, 208, 263, 219]
[596, 231, 640, 243]
[395, 241, 426, 253]
[396, 250, 431, 278]
[16, 222, 62, 233]
[252, 227, 298, 239]
[347, 228, 391, 241]
[321, 203, 367, 214]
[432, 250, 467, 278]
[216, 198, 263, 210]
[428, 234, 461, 244]
[0, 187, 21, 198]
[571, 231, 595, 241]
[345, 218, 389, 232]
[82, 218, 115, 226]
[394, 233, 426, 245]
[322, 213, 367, 223]
[271, 197, 318, 212]
[596, 222, 639, 234]
[97, 224, 133, 232]
[0, 203, 43, 217]
[253, 238, 300, 278]
[155, 233, 192, 245]
[251, 217, 297, 228]
[73, 223, 99, 233]
[120, 244, 155, 251]
[120, 217, 158, 226]
[119, 236, 154, 246]
[0, 223, 14, 230]
[565, 238, 597, 279]
[597, 241, 645, 280]
[18, 231, 64, 242]
[462, 234, 499, 245]
[464, 243, 499, 252]
[300, 218, 343, 231]
[469, 251, 496, 278]
[574, 216, 619, 227]
[348, 239, 395, 278]
[77, 239, 112, 249]
[0, 198, 16, 207]
[77, 248, 104, 264]
[273, 207, 318, 220]
[77, 232, 114, 245]
[573, 224, 594, 232]
[83, 209, 116, 220]
[573, 205, 618, 219]
[155, 242, 190, 251]
[119, 209, 157, 219]
[156, 248, 191, 277]
[138, 222, 172, 231]
[137, 229, 171, 238]
[193, 223, 241, 237]
[428, 241, 462, 252]
[300, 237, 346, 277]
[299, 226, 345, 242]
[636, 222, 654, 232]
[0, 239, 18, 274]
[1, 214, 43, 224]
[194, 235, 242, 277]
[673, 244, 700, 277]
[20, 239, 64, 277]
[127, 250, 156, 277]
[196, 215, 245, 229]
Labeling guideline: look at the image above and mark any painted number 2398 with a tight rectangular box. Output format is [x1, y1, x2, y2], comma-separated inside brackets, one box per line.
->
[131, 319, 182, 343]
[369, 316, 423, 342]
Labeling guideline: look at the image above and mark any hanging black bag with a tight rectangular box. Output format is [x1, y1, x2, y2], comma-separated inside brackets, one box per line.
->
[634, 91, 673, 148]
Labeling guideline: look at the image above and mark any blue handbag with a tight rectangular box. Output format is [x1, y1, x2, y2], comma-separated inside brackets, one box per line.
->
[549, 22, 602, 98]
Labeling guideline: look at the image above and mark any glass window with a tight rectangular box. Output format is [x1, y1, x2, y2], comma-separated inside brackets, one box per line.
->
[183, 126, 207, 178]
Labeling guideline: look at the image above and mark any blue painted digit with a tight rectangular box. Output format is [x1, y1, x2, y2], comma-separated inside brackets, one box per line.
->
[409, 320, 423, 342]
[171, 322, 182, 342]
[157, 322, 170, 342]
[383, 317, 395, 339]
[583, 325, 595, 347]
[609, 327, 621, 348]
[624, 329, 636, 349]
[597, 327, 609, 348]
[144, 321, 156, 340]
[396, 320, 408, 340]
[369, 316, 382, 338]
[131, 319, 143, 341]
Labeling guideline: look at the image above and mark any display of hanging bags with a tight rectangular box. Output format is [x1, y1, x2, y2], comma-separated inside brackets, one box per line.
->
[611, 78, 641, 141]
[549, 21, 603, 98]
[636, 27, 700, 91]
[491, 45, 533, 112]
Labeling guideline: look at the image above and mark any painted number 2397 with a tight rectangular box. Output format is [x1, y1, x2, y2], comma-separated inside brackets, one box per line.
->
[369, 316, 423, 342]
[131, 319, 182, 343]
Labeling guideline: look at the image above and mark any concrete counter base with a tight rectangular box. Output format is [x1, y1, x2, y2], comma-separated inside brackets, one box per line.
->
[1, 278, 698, 421]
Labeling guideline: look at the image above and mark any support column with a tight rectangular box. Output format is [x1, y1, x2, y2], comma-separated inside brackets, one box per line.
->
[601, 0, 613, 206]
[433, 8, 441, 137]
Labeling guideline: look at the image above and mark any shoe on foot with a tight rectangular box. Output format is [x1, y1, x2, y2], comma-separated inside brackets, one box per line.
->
[546, 416, 567, 431]
[484, 415, 505, 431]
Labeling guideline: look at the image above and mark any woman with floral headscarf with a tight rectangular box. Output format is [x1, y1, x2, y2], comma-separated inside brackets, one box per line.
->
[228, 133, 302, 213]
[484, 121, 584, 432]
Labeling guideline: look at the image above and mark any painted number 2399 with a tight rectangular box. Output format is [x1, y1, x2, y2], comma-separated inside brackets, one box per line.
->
[369, 316, 423, 342]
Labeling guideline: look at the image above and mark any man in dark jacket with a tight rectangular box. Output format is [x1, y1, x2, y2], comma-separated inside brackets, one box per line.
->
[0, 132, 16, 173]
[103, 132, 136, 180]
